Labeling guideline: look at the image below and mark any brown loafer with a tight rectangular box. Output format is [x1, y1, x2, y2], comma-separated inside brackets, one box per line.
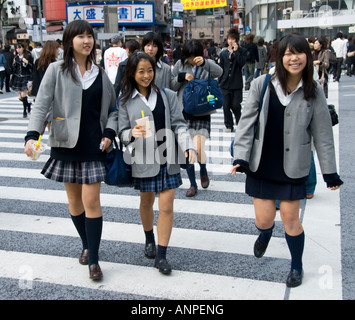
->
[306, 194, 314, 199]
[200, 175, 210, 189]
[79, 249, 89, 265]
[186, 186, 197, 197]
[89, 264, 103, 280]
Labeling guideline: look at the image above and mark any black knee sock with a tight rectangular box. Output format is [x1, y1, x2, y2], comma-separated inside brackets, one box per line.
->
[199, 162, 207, 176]
[85, 216, 103, 266]
[256, 223, 274, 244]
[70, 212, 88, 250]
[20, 97, 27, 115]
[157, 245, 167, 261]
[144, 229, 155, 244]
[285, 231, 304, 273]
[186, 164, 197, 188]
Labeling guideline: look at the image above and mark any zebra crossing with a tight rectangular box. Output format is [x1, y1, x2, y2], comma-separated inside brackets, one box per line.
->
[0, 86, 342, 300]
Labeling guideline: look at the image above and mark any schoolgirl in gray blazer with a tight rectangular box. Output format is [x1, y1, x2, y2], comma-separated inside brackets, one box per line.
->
[231, 33, 343, 288]
[118, 51, 196, 275]
[24, 20, 117, 281]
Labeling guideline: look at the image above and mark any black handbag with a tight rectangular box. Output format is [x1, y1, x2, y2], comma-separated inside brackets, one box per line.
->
[104, 139, 133, 187]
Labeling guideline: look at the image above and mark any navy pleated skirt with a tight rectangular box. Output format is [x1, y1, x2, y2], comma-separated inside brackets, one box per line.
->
[246, 174, 306, 201]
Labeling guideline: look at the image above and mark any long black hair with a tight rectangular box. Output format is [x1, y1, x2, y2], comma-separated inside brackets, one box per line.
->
[141, 32, 164, 64]
[120, 51, 158, 105]
[181, 39, 203, 66]
[275, 33, 317, 100]
[61, 20, 96, 83]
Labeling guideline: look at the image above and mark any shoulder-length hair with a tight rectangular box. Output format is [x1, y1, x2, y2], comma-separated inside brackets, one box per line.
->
[16, 43, 31, 61]
[141, 32, 164, 64]
[37, 40, 60, 71]
[275, 33, 316, 100]
[61, 20, 96, 83]
[120, 51, 158, 105]
[181, 39, 203, 66]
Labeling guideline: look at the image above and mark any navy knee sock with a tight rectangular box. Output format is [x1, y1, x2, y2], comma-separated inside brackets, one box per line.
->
[144, 229, 155, 244]
[256, 223, 274, 244]
[186, 164, 197, 188]
[85, 216, 103, 266]
[157, 245, 167, 261]
[199, 162, 207, 176]
[285, 231, 305, 273]
[70, 212, 88, 250]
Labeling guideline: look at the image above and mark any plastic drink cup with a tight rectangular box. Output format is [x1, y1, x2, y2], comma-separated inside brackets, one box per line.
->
[135, 116, 152, 138]
[31, 140, 45, 160]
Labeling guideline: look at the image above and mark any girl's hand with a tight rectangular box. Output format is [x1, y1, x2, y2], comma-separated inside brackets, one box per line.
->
[132, 124, 146, 138]
[185, 73, 194, 82]
[24, 139, 35, 158]
[230, 164, 240, 177]
[328, 185, 341, 191]
[185, 149, 197, 164]
[193, 56, 204, 66]
[22, 58, 28, 64]
[100, 137, 112, 152]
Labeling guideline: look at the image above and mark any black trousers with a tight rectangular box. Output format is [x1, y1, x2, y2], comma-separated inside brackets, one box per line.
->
[221, 88, 243, 129]
[333, 57, 343, 81]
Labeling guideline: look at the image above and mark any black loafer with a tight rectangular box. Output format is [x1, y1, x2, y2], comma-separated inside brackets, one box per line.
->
[144, 242, 156, 259]
[154, 258, 172, 275]
[253, 237, 268, 258]
[286, 269, 303, 288]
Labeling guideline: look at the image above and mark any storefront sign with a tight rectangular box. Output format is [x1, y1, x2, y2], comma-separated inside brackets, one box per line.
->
[66, 2, 154, 25]
[181, 0, 227, 10]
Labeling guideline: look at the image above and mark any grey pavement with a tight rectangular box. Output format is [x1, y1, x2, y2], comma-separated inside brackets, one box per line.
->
[0, 75, 354, 302]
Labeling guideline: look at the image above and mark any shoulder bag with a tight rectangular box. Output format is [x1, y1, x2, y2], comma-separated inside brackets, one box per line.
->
[230, 73, 271, 157]
[104, 139, 133, 187]
[183, 66, 224, 116]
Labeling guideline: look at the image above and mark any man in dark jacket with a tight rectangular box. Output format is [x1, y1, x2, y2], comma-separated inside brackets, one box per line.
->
[242, 33, 259, 90]
[2, 45, 14, 92]
[219, 29, 247, 132]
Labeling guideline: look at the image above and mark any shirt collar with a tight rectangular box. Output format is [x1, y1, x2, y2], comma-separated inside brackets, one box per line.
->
[132, 88, 158, 111]
[271, 75, 303, 106]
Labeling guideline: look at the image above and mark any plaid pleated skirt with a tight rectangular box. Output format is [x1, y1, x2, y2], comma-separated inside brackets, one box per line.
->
[11, 74, 31, 92]
[133, 166, 182, 192]
[41, 158, 106, 184]
[186, 119, 211, 138]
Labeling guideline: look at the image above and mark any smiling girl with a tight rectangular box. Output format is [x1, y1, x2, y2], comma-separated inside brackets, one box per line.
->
[24, 20, 117, 281]
[118, 51, 196, 274]
[231, 33, 343, 287]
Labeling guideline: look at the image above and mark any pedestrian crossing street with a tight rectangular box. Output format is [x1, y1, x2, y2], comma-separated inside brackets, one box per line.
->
[0, 86, 342, 300]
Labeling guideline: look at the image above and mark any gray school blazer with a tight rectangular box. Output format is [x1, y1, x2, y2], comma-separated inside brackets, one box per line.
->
[27, 61, 118, 151]
[233, 74, 338, 179]
[118, 88, 195, 178]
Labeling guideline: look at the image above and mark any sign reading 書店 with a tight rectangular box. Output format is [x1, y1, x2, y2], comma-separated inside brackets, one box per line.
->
[66, 1, 154, 25]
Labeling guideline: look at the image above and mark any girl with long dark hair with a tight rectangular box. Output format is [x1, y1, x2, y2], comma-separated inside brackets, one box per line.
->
[231, 33, 343, 287]
[118, 51, 196, 274]
[24, 20, 118, 281]
[141, 31, 172, 89]
[171, 39, 223, 197]
[11, 43, 33, 117]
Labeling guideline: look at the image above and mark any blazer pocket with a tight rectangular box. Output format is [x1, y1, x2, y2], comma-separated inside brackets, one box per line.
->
[52, 118, 68, 141]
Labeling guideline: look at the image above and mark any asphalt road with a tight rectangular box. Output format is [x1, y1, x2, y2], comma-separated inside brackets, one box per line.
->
[0, 75, 354, 303]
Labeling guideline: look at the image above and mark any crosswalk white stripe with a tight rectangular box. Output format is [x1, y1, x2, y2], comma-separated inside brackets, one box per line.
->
[0, 250, 286, 300]
[0, 186, 262, 220]
[0, 212, 288, 259]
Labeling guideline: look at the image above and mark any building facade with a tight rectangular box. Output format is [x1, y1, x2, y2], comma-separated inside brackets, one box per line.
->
[243, 0, 355, 41]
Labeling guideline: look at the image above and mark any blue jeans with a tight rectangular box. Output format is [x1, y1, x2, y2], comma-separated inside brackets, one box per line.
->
[244, 63, 255, 85]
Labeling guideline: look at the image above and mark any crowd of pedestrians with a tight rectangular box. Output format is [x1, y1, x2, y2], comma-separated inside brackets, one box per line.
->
[19, 20, 347, 288]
